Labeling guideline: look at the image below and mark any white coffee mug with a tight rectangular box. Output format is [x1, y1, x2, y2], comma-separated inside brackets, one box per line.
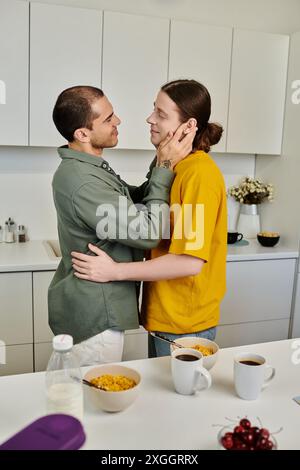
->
[234, 353, 275, 400]
[171, 347, 212, 395]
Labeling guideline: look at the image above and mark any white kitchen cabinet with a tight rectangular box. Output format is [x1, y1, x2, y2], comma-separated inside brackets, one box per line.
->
[227, 29, 289, 154]
[217, 258, 296, 348]
[34, 342, 52, 372]
[30, 3, 103, 147]
[123, 328, 148, 361]
[0, 344, 33, 376]
[221, 259, 296, 324]
[291, 273, 300, 337]
[102, 11, 169, 150]
[168, 21, 232, 153]
[0, 272, 32, 345]
[216, 319, 290, 349]
[0, 0, 28, 145]
[33, 271, 54, 343]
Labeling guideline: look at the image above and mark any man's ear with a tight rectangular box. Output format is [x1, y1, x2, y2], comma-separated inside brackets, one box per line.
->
[187, 118, 197, 129]
[73, 128, 90, 143]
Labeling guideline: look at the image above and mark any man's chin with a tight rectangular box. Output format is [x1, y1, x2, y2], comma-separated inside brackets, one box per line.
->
[101, 138, 119, 149]
[150, 136, 160, 148]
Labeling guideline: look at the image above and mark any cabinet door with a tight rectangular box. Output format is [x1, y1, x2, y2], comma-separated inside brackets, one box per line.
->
[34, 342, 52, 372]
[216, 319, 289, 348]
[0, 344, 33, 376]
[291, 274, 300, 338]
[33, 271, 55, 343]
[102, 11, 169, 150]
[0, 273, 32, 345]
[220, 259, 295, 325]
[169, 21, 232, 153]
[123, 329, 148, 361]
[30, 3, 102, 146]
[0, 0, 28, 145]
[227, 29, 289, 154]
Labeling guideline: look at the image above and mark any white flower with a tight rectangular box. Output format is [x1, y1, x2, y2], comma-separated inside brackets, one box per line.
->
[228, 177, 274, 204]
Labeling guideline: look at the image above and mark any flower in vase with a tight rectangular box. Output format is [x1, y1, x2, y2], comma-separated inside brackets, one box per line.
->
[227, 177, 274, 205]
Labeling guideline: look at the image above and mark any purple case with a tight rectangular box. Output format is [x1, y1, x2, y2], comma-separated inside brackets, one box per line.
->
[0, 414, 86, 450]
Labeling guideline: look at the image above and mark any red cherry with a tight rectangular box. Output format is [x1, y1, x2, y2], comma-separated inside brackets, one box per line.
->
[250, 426, 260, 439]
[259, 428, 270, 439]
[240, 418, 251, 429]
[221, 435, 234, 449]
[234, 425, 246, 435]
[234, 441, 248, 450]
[265, 439, 274, 450]
[224, 432, 233, 439]
[256, 437, 268, 450]
[243, 431, 255, 445]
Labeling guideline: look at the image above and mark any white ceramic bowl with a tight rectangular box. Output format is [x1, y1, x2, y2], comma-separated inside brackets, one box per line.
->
[84, 364, 141, 412]
[170, 337, 219, 370]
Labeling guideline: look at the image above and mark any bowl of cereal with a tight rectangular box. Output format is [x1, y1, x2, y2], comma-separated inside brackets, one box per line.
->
[257, 231, 280, 247]
[84, 364, 141, 412]
[170, 337, 219, 370]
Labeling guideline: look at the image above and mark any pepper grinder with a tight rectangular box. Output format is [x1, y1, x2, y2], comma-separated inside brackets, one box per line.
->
[5, 217, 15, 243]
[17, 225, 26, 243]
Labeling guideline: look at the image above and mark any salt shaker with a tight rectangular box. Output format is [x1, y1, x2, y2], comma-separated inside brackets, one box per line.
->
[5, 218, 15, 243]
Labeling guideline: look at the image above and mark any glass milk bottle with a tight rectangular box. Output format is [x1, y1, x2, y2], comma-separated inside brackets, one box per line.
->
[46, 335, 83, 421]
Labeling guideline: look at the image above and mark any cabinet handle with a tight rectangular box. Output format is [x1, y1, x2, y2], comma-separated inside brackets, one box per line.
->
[0, 80, 6, 105]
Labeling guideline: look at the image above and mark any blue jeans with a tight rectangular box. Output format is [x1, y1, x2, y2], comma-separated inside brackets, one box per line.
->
[148, 327, 217, 358]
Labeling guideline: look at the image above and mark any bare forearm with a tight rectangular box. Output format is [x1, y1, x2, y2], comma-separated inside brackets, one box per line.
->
[116, 253, 204, 281]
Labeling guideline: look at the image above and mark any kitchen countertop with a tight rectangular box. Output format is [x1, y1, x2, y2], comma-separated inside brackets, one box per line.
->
[226, 239, 299, 261]
[0, 239, 298, 273]
[0, 240, 59, 272]
[0, 338, 299, 450]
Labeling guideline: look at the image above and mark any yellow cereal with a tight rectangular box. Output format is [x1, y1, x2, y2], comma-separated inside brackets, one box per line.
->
[191, 344, 214, 356]
[90, 374, 136, 391]
[258, 231, 279, 237]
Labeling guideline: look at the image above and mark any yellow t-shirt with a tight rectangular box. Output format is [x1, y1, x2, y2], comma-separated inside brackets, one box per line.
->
[141, 150, 227, 333]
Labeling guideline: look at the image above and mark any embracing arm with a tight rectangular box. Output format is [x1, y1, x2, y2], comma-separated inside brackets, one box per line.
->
[72, 244, 205, 282]
[115, 253, 204, 281]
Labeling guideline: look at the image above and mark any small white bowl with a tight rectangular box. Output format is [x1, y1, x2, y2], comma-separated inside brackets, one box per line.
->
[84, 364, 141, 412]
[170, 337, 219, 370]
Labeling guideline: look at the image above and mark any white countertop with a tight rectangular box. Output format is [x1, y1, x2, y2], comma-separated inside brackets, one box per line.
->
[226, 239, 299, 261]
[0, 240, 59, 272]
[0, 239, 298, 273]
[0, 339, 299, 450]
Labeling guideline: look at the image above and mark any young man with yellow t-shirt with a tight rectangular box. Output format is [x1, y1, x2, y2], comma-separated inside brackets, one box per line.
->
[71, 79, 227, 357]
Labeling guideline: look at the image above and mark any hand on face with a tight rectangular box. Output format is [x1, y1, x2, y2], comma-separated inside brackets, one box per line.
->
[156, 121, 198, 170]
[71, 243, 119, 282]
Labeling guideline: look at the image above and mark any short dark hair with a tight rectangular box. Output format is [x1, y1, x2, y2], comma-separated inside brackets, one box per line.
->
[52, 86, 104, 142]
[161, 79, 223, 153]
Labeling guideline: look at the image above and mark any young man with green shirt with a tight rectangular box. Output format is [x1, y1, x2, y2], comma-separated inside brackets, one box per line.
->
[48, 85, 195, 366]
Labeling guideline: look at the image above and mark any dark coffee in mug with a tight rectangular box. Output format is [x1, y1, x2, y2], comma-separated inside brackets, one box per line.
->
[239, 360, 263, 366]
[175, 354, 199, 362]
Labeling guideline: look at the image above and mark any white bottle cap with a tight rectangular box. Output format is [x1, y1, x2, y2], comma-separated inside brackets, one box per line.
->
[53, 334, 73, 351]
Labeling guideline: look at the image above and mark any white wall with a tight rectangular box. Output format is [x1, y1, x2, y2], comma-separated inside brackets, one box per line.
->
[3, 0, 300, 239]
[256, 32, 300, 246]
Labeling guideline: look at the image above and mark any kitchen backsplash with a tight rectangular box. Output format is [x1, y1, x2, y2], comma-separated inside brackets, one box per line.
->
[0, 146, 255, 240]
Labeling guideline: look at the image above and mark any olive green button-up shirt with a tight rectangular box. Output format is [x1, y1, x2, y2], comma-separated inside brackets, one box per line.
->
[48, 146, 174, 344]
